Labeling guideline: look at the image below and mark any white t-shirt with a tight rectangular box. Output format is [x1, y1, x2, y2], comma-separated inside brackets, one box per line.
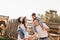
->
[36, 23, 48, 38]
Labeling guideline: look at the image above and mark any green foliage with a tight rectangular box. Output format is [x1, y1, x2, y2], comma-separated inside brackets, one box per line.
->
[0, 36, 14, 40]
[45, 10, 60, 23]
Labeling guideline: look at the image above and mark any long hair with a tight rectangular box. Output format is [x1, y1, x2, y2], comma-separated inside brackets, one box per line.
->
[17, 17, 22, 24]
[22, 17, 27, 29]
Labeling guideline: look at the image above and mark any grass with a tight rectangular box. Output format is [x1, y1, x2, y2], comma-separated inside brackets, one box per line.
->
[0, 36, 14, 40]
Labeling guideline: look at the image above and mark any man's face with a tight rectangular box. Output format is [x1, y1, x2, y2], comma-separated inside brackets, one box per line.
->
[33, 20, 39, 26]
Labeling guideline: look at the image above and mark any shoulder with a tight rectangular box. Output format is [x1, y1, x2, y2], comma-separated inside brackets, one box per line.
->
[21, 24, 24, 27]
[20, 24, 24, 28]
[20, 24, 25, 30]
[42, 23, 49, 28]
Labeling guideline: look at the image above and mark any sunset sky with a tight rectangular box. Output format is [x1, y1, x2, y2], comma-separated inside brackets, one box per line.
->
[0, 0, 60, 19]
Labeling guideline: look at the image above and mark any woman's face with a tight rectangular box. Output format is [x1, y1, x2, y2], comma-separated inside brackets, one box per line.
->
[24, 17, 27, 23]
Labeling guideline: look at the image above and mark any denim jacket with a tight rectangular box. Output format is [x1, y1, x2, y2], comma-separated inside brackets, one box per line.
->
[18, 28, 24, 39]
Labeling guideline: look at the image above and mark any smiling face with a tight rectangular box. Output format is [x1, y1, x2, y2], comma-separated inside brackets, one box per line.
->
[31, 13, 36, 20]
[33, 20, 39, 26]
[32, 16, 36, 20]
[24, 17, 27, 23]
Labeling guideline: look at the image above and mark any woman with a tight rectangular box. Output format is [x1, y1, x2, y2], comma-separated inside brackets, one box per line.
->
[18, 17, 30, 40]
[22, 17, 29, 40]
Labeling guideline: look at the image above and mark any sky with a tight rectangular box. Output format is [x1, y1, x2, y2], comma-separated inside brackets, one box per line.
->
[0, 0, 60, 19]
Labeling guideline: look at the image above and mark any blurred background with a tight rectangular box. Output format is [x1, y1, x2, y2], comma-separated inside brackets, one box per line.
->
[0, 0, 60, 40]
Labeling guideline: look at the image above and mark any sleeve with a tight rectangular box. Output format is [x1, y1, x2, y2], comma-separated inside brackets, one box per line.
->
[42, 23, 49, 28]
[17, 25, 20, 32]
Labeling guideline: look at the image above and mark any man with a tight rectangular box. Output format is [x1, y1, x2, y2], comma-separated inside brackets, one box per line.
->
[33, 19, 49, 40]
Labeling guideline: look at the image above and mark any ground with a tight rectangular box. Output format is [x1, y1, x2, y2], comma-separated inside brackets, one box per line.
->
[0, 36, 14, 40]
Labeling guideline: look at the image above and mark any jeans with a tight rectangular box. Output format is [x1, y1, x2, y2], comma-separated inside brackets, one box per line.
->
[39, 37, 48, 40]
